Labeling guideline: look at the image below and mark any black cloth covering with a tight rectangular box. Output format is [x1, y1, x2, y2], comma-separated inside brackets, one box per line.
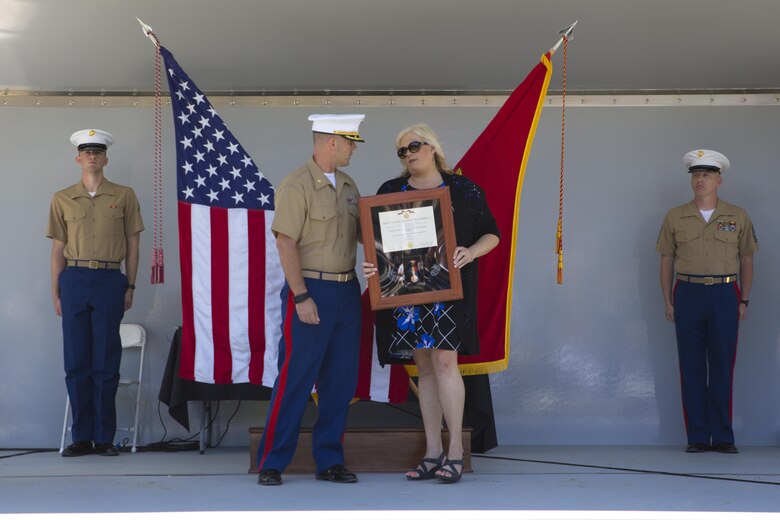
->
[463, 374, 498, 453]
[158, 328, 271, 431]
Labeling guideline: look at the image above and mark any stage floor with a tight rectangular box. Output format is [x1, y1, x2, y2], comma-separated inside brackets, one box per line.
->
[1, 445, 779, 518]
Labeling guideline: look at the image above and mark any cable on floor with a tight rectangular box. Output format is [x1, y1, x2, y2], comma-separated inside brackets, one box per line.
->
[0, 449, 58, 459]
[472, 453, 780, 487]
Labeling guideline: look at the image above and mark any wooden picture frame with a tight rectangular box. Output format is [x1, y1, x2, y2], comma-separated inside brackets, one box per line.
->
[359, 186, 463, 310]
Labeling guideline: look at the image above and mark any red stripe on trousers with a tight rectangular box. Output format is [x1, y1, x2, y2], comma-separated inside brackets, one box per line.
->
[258, 291, 296, 470]
[247, 210, 266, 385]
[177, 202, 195, 380]
[672, 279, 690, 430]
[355, 291, 375, 399]
[210, 207, 232, 384]
[730, 282, 741, 422]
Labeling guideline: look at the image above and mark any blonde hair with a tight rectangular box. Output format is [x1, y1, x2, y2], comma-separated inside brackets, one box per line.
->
[395, 124, 453, 177]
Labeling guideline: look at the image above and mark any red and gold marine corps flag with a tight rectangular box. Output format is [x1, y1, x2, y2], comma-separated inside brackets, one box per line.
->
[455, 20, 576, 374]
[454, 52, 554, 374]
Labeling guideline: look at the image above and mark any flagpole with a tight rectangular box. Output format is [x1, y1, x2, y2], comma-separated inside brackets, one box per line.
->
[550, 20, 577, 55]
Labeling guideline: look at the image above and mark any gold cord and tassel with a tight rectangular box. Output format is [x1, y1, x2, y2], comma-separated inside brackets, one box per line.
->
[555, 35, 568, 285]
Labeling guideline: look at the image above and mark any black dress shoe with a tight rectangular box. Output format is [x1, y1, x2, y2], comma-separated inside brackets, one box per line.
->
[315, 464, 358, 483]
[713, 443, 739, 454]
[685, 443, 710, 453]
[258, 469, 283, 486]
[62, 441, 94, 457]
[94, 443, 119, 456]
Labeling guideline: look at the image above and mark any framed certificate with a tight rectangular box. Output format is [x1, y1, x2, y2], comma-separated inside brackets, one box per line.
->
[359, 186, 463, 310]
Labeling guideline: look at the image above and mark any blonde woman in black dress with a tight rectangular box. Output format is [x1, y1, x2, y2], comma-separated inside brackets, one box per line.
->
[364, 124, 499, 483]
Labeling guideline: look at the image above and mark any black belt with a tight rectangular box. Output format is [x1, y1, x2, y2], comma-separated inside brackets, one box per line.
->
[68, 260, 122, 270]
[301, 270, 356, 282]
[676, 274, 737, 285]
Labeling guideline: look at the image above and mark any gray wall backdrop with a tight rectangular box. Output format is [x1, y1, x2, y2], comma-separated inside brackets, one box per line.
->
[1, 103, 777, 448]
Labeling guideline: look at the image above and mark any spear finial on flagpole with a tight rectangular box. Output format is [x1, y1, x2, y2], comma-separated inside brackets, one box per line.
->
[550, 20, 577, 55]
[136, 17, 159, 46]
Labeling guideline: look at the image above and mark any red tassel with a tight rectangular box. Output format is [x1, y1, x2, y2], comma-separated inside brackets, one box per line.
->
[151, 248, 165, 285]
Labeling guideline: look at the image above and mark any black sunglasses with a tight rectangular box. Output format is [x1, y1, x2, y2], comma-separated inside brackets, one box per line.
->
[396, 141, 428, 158]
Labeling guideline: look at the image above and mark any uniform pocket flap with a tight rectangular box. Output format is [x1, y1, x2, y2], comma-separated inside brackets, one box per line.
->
[65, 208, 86, 222]
[101, 207, 125, 220]
[714, 230, 738, 243]
[310, 205, 336, 222]
[674, 230, 698, 243]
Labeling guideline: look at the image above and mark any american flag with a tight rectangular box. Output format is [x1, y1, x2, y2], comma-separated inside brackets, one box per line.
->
[161, 46, 284, 386]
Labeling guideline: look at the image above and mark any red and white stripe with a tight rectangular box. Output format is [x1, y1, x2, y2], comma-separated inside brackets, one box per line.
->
[178, 201, 284, 386]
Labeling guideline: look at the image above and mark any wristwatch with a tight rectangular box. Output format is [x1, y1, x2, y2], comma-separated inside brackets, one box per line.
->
[127, 284, 136, 290]
[294, 292, 311, 304]
[740, 299, 749, 306]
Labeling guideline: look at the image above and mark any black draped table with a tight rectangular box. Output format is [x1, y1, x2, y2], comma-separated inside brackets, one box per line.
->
[158, 328, 271, 452]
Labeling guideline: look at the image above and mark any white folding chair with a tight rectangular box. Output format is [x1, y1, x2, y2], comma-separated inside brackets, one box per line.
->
[59, 323, 147, 454]
[116, 323, 147, 453]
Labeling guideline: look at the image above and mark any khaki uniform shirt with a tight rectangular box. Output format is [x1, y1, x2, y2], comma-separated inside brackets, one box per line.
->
[271, 158, 360, 273]
[47, 179, 145, 263]
[656, 199, 758, 275]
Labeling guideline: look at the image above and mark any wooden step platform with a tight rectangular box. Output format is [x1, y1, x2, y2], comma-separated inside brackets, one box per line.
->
[249, 427, 471, 473]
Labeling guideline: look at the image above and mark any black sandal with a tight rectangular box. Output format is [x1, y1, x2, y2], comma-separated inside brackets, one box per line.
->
[436, 458, 464, 484]
[406, 452, 445, 481]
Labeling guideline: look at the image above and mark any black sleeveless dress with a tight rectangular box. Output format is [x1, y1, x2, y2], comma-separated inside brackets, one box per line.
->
[374, 173, 500, 364]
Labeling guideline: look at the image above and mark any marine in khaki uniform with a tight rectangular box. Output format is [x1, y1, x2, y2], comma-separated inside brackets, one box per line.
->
[657, 149, 758, 454]
[257, 115, 364, 486]
[47, 129, 144, 457]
